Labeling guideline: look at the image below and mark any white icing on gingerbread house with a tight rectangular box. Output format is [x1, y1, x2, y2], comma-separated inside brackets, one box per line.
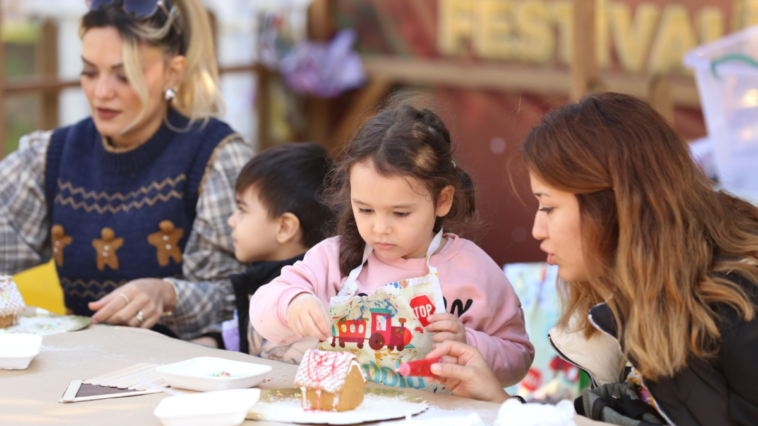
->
[294, 349, 366, 395]
[0, 276, 25, 317]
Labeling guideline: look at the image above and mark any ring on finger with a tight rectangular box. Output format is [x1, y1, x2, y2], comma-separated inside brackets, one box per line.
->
[117, 293, 130, 305]
[136, 311, 145, 324]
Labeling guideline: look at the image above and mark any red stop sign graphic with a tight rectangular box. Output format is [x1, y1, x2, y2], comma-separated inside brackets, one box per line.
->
[521, 367, 543, 392]
[410, 295, 436, 327]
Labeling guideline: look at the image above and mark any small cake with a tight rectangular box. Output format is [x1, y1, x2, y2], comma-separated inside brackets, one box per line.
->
[0, 276, 25, 328]
[294, 349, 366, 412]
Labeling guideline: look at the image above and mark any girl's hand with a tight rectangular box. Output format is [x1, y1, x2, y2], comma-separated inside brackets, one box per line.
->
[427, 341, 510, 403]
[286, 293, 331, 341]
[89, 278, 176, 329]
[426, 313, 467, 344]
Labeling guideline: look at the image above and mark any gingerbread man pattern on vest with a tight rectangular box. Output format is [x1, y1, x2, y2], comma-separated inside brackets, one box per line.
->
[147, 220, 184, 267]
[51, 225, 73, 267]
[92, 228, 124, 271]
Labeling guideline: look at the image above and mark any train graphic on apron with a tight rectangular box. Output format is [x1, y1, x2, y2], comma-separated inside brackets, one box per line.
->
[328, 308, 414, 351]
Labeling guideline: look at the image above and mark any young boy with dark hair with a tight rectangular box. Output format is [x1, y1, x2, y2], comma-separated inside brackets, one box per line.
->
[193, 142, 333, 363]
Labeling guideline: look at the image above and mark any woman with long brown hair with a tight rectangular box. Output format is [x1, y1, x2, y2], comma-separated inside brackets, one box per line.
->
[424, 92, 758, 426]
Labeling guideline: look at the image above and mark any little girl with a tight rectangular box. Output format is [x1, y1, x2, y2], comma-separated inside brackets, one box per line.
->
[250, 104, 534, 386]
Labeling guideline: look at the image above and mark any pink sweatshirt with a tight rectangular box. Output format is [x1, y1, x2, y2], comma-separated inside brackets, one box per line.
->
[249, 234, 534, 386]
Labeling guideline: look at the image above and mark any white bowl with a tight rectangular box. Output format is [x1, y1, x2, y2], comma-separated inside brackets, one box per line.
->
[154, 388, 260, 426]
[157, 357, 273, 392]
[0, 334, 42, 370]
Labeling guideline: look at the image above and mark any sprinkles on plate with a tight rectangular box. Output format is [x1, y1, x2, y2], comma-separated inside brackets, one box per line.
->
[208, 371, 241, 378]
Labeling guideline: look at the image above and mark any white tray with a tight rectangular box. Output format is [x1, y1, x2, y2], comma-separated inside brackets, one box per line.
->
[0, 334, 43, 369]
[157, 357, 273, 392]
[154, 388, 260, 426]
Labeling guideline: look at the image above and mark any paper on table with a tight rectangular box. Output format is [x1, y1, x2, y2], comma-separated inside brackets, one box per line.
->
[59, 363, 169, 403]
[59, 380, 161, 403]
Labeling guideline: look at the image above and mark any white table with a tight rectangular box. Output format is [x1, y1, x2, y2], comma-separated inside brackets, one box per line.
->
[0, 327, 607, 425]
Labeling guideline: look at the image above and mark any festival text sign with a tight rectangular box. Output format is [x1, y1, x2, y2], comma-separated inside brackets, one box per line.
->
[439, 0, 758, 74]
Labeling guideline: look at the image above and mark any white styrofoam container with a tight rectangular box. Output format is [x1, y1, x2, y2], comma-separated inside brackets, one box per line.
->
[683, 24, 758, 193]
[157, 357, 273, 392]
[154, 388, 260, 426]
[0, 334, 43, 370]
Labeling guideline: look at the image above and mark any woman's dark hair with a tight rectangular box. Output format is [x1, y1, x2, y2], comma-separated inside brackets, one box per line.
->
[325, 103, 476, 276]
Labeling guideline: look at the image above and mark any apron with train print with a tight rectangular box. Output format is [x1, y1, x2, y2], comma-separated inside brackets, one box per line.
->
[318, 230, 447, 393]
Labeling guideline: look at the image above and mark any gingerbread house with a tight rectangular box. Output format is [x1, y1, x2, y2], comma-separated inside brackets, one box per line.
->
[0, 276, 25, 328]
[294, 349, 366, 412]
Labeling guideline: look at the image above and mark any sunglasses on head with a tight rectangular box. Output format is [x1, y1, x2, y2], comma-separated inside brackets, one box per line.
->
[85, 0, 182, 34]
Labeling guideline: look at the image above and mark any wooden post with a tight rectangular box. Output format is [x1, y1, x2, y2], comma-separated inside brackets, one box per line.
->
[307, 0, 334, 149]
[0, 7, 6, 158]
[37, 20, 60, 131]
[331, 79, 391, 149]
[308, 0, 333, 45]
[256, 67, 273, 151]
[571, 0, 598, 101]
[649, 74, 675, 124]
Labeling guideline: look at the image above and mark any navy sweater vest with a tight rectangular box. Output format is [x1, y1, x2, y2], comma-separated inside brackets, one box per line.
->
[44, 109, 236, 316]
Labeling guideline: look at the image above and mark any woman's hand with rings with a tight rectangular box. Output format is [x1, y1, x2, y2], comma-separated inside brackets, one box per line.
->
[89, 278, 177, 329]
[117, 292, 130, 305]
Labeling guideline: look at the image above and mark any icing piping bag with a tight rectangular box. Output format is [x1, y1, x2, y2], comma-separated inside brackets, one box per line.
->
[395, 358, 443, 377]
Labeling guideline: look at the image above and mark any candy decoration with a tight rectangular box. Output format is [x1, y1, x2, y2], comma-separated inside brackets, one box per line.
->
[208, 371, 240, 378]
[0, 276, 25, 329]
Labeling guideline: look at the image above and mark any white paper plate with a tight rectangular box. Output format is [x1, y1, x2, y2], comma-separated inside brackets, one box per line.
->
[157, 357, 273, 392]
[247, 388, 428, 425]
[0, 334, 42, 370]
[154, 388, 260, 426]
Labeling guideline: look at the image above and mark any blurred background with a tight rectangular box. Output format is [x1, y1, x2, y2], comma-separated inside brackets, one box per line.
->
[2, 0, 756, 401]
[3, 0, 749, 267]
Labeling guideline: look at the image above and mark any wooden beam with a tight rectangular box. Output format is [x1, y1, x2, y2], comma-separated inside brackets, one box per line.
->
[571, 0, 599, 101]
[37, 20, 60, 131]
[331, 79, 392, 150]
[361, 55, 701, 108]
[363, 55, 570, 96]
[3, 77, 80, 94]
[220, 64, 265, 74]
[3, 64, 263, 95]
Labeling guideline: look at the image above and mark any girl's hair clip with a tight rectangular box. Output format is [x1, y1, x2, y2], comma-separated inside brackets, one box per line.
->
[452, 161, 457, 168]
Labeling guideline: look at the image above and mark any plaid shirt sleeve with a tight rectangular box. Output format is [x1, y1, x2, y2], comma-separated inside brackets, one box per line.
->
[161, 134, 253, 340]
[0, 131, 53, 275]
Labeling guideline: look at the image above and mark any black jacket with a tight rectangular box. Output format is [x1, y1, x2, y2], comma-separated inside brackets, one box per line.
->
[584, 274, 758, 426]
[229, 254, 305, 354]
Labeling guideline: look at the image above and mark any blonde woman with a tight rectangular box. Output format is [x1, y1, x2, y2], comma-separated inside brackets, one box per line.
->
[0, 0, 252, 340]
[423, 93, 758, 426]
